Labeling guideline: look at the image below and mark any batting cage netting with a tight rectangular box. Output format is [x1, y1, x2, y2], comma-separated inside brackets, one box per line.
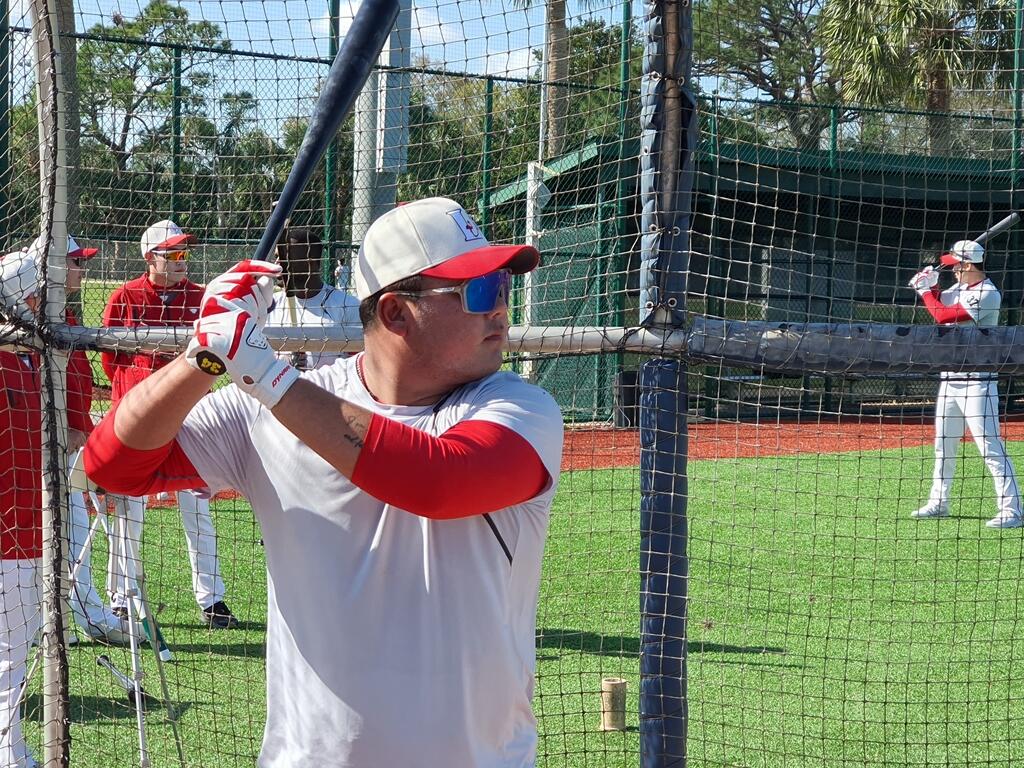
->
[4, 0, 1024, 766]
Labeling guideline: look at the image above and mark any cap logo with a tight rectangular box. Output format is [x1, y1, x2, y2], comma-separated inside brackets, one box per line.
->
[448, 208, 484, 242]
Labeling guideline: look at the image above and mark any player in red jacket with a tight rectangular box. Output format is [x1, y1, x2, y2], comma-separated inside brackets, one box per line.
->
[100, 220, 236, 629]
[0, 236, 98, 767]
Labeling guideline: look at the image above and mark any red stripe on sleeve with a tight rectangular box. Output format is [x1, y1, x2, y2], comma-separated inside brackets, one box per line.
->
[83, 404, 204, 495]
[921, 288, 972, 324]
[351, 414, 550, 519]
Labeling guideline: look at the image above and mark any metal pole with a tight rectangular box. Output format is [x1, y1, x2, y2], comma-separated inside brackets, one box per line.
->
[612, 0, 632, 331]
[323, 0, 341, 284]
[349, 0, 409, 251]
[0, 0, 9, 245]
[32, 0, 71, 762]
[825, 105, 839, 410]
[1009, 0, 1024, 332]
[522, 162, 544, 382]
[1013, 0, 1022, 177]
[703, 92, 720, 419]
[171, 48, 181, 219]
[481, 76, 493, 231]
[537, 7, 549, 163]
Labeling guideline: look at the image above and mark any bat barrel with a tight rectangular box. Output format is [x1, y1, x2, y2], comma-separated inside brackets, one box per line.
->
[974, 212, 1021, 246]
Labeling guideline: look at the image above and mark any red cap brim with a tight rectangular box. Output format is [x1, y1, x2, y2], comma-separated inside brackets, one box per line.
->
[153, 233, 197, 252]
[69, 247, 99, 259]
[420, 244, 540, 280]
[939, 253, 960, 266]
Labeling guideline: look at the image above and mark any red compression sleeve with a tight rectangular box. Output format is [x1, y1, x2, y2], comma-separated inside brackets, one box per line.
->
[921, 288, 972, 324]
[351, 414, 550, 519]
[83, 404, 204, 495]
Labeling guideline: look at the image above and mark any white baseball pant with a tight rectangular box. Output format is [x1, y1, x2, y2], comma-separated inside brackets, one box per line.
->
[66, 449, 125, 635]
[107, 491, 226, 611]
[0, 558, 40, 768]
[67, 490, 125, 632]
[928, 378, 1022, 518]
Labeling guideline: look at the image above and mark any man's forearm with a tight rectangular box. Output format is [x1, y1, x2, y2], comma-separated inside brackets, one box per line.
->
[270, 378, 372, 477]
[114, 356, 214, 449]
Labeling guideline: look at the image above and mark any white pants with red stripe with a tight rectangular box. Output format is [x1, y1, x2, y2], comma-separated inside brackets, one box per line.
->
[0, 558, 40, 768]
[107, 492, 225, 611]
[928, 379, 1022, 518]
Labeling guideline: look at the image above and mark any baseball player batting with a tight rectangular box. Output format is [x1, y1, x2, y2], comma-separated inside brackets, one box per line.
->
[83, 197, 564, 767]
[908, 239, 1023, 528]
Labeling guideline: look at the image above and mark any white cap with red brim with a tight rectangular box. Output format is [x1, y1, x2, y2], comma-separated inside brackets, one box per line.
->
[1, 234, 97, 306]
[353, 197, 539, 300]
[67, 234, 99, 259]
[140, 219, 197, 257]
[940, 239, 985, 266]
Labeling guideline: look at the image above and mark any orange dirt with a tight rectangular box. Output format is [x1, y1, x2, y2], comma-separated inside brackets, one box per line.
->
[562, 418, 1024, 470]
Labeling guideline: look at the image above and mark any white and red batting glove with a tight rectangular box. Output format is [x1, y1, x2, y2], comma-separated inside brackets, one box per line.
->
[908, 266, 939, 296]
[185, 260, 300, 409]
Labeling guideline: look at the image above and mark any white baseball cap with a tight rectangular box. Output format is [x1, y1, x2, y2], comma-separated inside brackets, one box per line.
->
[0, 246, 39, 306]
[25, 234, 99, 262]
[1, 234, 98, 306]
[940, 239, 985, 265]
[66, 234, 99, 260]
[140, 219, 196, 257]
[353, 197, 539, 300]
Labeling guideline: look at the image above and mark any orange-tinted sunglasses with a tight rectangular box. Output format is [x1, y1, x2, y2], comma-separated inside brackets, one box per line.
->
[157, 250, 190, 262]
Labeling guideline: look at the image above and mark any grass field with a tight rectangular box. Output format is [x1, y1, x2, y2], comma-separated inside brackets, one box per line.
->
[78, 278, 120, 391]
[23, 438, 1024, 767]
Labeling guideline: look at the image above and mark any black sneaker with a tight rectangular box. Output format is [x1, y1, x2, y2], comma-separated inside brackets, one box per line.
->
[112, 606, 129, 620]
[201, 600, 238, 630]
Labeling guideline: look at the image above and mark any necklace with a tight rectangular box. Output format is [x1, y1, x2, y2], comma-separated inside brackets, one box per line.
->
[356, 353, 368, 390]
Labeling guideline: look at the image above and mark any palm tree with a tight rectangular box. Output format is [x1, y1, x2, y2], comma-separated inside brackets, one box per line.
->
[820, 0, 1014, 156]
[512, 0, 570, 159]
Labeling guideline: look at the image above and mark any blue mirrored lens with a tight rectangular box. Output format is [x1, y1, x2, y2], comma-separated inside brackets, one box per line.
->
[463, 271, 510, 313]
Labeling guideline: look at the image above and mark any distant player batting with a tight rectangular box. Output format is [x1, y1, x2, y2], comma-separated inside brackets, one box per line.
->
[907, 239, 1023, 529]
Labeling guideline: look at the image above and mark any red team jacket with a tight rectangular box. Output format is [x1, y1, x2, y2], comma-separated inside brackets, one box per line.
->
[0, 317, 93, 561]
[66, 310, 95, 436]
[101, 274, 204, 404]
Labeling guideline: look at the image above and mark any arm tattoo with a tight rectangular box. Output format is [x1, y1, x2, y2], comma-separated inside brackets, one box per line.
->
[343, 411, 368, 449]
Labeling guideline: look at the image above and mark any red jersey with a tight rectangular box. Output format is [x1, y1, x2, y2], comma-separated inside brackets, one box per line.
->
[0, 351, 42, 559]
[66, 309, 94, 436]
[101, 274, 205, 403]
[0, 309, 95, 560]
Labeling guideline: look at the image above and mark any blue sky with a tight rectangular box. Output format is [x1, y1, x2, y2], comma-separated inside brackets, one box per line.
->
[8, 0, 636, 145]
[59, 0, 635, 78]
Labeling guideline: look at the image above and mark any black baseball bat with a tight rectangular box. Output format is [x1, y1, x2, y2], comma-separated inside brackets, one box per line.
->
[921, 211, 1022, 270]
[192, 0, 400, 377]
[253, 0, 399, 265]
[974, 211, 1020, 246]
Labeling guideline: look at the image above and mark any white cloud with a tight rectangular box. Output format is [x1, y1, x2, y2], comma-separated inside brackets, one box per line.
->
[484, 46, 533, 79]
[412, 6, 464, 48]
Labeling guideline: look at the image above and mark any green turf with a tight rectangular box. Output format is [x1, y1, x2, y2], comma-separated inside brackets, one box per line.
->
[24, 500, 268, 767]
[534, 443, 1024, 767]
[26, 441, 1024, 766]
[78, 278, 120, 391]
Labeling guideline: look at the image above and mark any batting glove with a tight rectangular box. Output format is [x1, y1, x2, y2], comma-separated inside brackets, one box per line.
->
[196, 260, 281, 324]
[185, 261, 301, 409]
[908, 266, 939, 296]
